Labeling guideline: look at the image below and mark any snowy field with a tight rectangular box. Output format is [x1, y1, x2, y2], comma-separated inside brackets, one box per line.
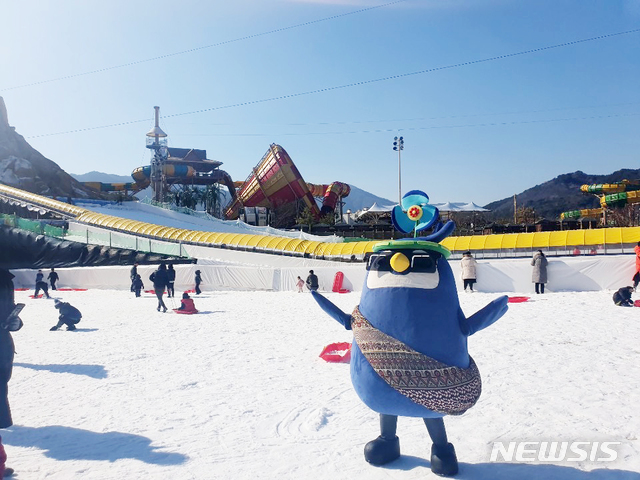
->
[2, 287, 639, 479]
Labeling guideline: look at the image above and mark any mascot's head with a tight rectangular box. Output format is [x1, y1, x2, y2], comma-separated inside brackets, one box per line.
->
[358, 190, 466, 361]
[364, 189, 456, 296]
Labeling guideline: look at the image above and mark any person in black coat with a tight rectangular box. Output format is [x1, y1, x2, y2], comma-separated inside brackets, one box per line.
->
[612, 286, 634, 306]
[194, 270, 202, 295]
[167, 264, 176, 298]
[47, 268, 59, 290]
[34, 270, 51, 299]
[0, 269, 22, 477]
[132, 274, 144, 298]
[306, 270, 319, 292]
[130, 262, 138, 292]
[50, 300, 82, 331]
[150, 263, 169, 312]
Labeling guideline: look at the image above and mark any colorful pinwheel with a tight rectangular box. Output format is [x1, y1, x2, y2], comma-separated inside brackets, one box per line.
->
[391, 190, 439, 237]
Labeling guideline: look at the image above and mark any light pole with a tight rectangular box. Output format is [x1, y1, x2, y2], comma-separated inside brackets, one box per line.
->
[393, 136, 404, 208]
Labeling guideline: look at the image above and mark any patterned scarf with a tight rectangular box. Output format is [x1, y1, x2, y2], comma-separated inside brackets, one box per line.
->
[351, 306, 482, 416]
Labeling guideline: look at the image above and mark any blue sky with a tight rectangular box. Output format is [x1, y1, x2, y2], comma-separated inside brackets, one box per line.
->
[1, 0, 639, 206]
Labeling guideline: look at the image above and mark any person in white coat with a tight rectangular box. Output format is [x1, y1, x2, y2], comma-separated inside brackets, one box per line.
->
[460, 251, 477, 292]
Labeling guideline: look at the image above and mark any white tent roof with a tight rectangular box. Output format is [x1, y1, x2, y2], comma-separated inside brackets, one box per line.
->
[459, 202, 490, 212]
[432, 202, 490, 212]
[366, 202, 394, 213]
[434, 202, 462, 212]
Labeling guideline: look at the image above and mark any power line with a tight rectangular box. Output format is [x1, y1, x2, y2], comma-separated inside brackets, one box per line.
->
[168, 112, 640, 137]
[26, 28, 640, 139]
[169, 100, 640, 128]
[0, 0, 408, 92]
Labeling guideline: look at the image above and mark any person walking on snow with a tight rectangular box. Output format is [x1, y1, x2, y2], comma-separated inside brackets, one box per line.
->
[50, 299, 82, 331]
[460, 251, 477, 292]
[149, 263, 169, 312]
[531, 250, 548, 294]
[167, 264, 176, 298]
[130, 262, 138, 292]
[296, 276, 305, 293]
[47, 268, 59, 291]
[132, 274, 144, 298]
[194, 270, 202, 295]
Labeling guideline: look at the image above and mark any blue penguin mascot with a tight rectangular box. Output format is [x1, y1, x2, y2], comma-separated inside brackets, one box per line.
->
[311, 190, 509, 477]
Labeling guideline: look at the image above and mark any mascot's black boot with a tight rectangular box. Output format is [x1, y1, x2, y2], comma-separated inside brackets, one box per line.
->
[430, 443, 458, 477]
[425, 418, 458, 477]
[364, 414, 400, 465]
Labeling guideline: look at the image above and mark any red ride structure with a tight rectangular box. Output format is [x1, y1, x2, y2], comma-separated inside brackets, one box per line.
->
[224, 144, 350, 227]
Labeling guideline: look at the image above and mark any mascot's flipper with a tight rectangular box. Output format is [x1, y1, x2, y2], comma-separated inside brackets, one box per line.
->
[461, 295, 509, 336]
[311, 291, 352, 330]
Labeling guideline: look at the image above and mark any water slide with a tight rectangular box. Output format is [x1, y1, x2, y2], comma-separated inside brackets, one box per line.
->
[560, 180, 640, 219]
[579, 180, 640, 194]
[224, 144, 350, 221]
[83, 144, 348, 225]
[83, 164, 237, 200]
[599, 189, 640, 209]
[560, 208, 604, 220]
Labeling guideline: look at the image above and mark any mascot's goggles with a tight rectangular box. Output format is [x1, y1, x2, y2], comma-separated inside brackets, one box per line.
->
[366, 250, 441, 274]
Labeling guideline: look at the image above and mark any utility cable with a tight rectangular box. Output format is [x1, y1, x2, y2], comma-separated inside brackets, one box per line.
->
[168, 112, 640, 137]
[171, 100, 640, 128]
[26, 28, 640, 139]
[0, 0, 408, 92]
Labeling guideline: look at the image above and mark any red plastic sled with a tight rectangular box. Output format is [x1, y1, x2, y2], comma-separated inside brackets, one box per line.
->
[634, 300, 640, 307]
[173, 309, 199, 314]
[14, 288, 29, 291]
[319, 342, 352, 363]
[332, 272, 350, 294]
[508, 296, 530, 303]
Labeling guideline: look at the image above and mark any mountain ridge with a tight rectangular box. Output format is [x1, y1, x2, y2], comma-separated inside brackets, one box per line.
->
[0, 96, 105, 199]
[485, 169, 640, 220]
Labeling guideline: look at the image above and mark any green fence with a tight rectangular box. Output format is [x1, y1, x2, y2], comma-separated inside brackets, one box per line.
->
[1, 213, 190, 258]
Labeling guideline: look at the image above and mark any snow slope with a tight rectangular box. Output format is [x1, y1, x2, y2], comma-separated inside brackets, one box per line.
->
[74, 200, 341, 242]
[3, 288, 639, 479]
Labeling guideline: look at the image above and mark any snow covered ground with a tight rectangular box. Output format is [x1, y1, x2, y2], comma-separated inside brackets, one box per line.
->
[3, 288, 639, 479]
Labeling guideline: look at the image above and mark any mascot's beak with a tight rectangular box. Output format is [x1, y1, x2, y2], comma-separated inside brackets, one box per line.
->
[390, 252, 410, 273]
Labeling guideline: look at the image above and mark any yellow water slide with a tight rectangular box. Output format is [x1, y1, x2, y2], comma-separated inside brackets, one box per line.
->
[560, 180, 640, 219]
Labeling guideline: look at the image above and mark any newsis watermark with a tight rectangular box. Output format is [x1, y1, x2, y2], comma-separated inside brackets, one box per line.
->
[489, 441, 622, 463]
